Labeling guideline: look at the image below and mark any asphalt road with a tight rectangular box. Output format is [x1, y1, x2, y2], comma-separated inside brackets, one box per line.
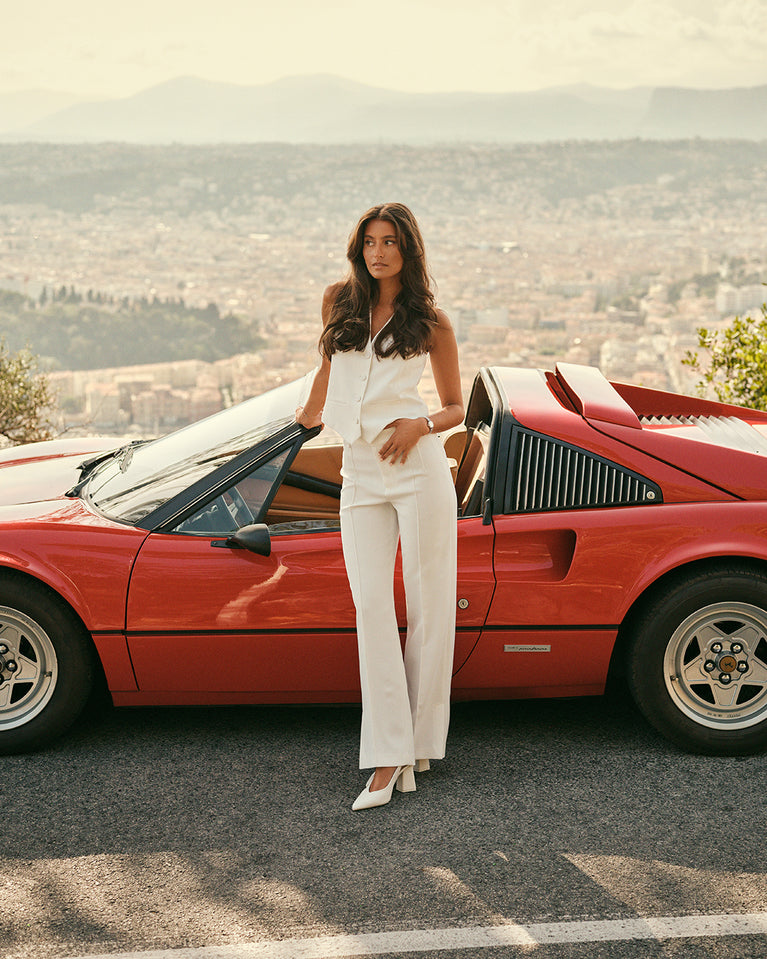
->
[2, 690, 766, 959]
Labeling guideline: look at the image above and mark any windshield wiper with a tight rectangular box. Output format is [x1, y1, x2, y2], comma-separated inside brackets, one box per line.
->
[117, 444, 136, 472]
[65, 440, 147, 498]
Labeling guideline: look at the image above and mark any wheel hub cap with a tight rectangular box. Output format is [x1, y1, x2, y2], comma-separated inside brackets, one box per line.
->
[718, 655, 738, 673]
[0, 607, 59, 731]
[665, 602, 767, 731]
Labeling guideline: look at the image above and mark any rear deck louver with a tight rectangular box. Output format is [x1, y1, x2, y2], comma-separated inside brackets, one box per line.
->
[511, 430, 662, 512]
[641, 415, 767, 455]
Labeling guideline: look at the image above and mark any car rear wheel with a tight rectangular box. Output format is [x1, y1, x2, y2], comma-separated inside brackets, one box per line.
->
[628, 567, 767, 755]
[0, 580, 94, 754]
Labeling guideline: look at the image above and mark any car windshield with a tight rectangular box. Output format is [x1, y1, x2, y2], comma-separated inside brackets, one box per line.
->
[85, 373, 312, 525]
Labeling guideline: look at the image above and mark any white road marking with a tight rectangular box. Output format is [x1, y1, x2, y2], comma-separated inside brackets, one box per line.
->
[65, 912, 767, 959]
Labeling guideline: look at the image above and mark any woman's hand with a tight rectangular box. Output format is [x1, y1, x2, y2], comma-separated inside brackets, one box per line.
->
[379, 417, 429, 464]
[295, 406, 324, 429]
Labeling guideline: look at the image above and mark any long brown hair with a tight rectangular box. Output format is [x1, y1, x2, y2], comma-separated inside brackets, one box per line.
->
[320, 203, 438, 359]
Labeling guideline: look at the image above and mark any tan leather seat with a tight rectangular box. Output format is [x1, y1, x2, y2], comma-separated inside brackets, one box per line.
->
[266, 442, 343, 524]
[443, 427, 467, 464]
[454, 426, 489, 515]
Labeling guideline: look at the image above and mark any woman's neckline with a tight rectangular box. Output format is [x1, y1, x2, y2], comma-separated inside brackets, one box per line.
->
[369, 307, 393, 342]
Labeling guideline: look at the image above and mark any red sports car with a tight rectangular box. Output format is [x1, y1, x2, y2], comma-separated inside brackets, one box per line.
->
[2, 363, 767, 755]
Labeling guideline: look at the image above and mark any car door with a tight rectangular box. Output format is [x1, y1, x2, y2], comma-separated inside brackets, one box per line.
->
[125, 435, 495, 701]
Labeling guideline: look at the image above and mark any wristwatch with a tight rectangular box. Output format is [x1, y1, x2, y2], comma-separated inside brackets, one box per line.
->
[425, 417, 434, 433]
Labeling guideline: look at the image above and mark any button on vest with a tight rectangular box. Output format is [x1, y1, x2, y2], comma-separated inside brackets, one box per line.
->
[324, 343, 428, 444]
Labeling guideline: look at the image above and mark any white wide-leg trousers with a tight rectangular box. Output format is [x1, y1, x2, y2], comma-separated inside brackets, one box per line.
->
[340, 428, 458, 769]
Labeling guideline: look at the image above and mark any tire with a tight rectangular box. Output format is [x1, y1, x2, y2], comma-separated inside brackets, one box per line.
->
[628, 567, 767, 755]
[0, 579, 95, 755]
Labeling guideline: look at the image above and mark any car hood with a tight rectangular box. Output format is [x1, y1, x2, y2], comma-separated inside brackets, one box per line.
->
[0, 438, 122, 507]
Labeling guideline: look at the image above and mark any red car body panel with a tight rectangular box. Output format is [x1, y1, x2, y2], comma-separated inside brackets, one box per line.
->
[552, 364, 767, 500]
[489, 504, 767, 627]
[596, 420, 767, 501]
[0, 454, 101, 507]
[449, 629, 616, 700]
[497, 369, 738, 504]
[613, 378, 767, 422]
[4, 364, 767, 721]
[0, 498, 146, 630]
[92, 633, 138, 692]
[123, 517, 494, 701]
[0, 436, 122, 468]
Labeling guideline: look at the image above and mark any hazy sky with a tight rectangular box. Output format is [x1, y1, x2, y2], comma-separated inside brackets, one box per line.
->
[3, 0, 767, 97]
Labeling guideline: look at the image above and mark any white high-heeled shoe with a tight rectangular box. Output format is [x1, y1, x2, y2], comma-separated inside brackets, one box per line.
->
[415, 759, 430, 772]
[352, 765, 416, 810]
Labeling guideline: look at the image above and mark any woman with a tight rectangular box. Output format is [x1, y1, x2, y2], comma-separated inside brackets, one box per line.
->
[296, 203, 464, 810]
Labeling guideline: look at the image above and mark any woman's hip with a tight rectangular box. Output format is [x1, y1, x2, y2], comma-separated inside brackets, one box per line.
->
[341, 431, 455, 507]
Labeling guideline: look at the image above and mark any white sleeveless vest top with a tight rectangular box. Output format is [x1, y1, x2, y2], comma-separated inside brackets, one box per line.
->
[323, 324, 429, 444]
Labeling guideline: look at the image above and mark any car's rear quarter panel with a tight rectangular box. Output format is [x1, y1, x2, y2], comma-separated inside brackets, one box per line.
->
[455, 504, 767, 700]
[467, 366, 767, 700]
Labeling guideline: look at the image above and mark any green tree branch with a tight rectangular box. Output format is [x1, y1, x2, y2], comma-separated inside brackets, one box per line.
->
[683, 300, 767, 410]
[0, 339, 55, 445]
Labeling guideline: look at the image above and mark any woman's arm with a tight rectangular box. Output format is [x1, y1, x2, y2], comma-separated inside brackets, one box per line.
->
[295, 283, 342, 428]
[379, 310, 464, 464]
[295, 355, 329, 429]
[425, 309, 465, 433]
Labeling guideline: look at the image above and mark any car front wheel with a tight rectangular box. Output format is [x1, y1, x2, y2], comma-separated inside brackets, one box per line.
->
[0, 579, 95, 754]
[628, 567, 767, 755]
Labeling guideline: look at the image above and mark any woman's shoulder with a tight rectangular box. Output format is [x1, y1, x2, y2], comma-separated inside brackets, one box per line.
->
[323, 281, 346, 307]
[426, 307, 456, 353]
[321, 281, 347, 326]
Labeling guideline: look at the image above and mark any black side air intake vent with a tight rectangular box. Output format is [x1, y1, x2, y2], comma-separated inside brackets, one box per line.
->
[509, 429, 662, 513]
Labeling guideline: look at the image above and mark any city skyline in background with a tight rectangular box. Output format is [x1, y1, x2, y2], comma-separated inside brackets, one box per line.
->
[3, 0, 767, 99]
[2, 139, 765, 436]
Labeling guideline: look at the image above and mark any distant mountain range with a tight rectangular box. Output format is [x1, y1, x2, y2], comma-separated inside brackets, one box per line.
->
[1, 75, 766, 143]
[0, 88, 83, 134]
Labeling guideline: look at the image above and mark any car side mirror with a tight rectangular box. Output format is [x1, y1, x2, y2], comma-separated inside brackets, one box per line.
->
[224, 523, 272, 556]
